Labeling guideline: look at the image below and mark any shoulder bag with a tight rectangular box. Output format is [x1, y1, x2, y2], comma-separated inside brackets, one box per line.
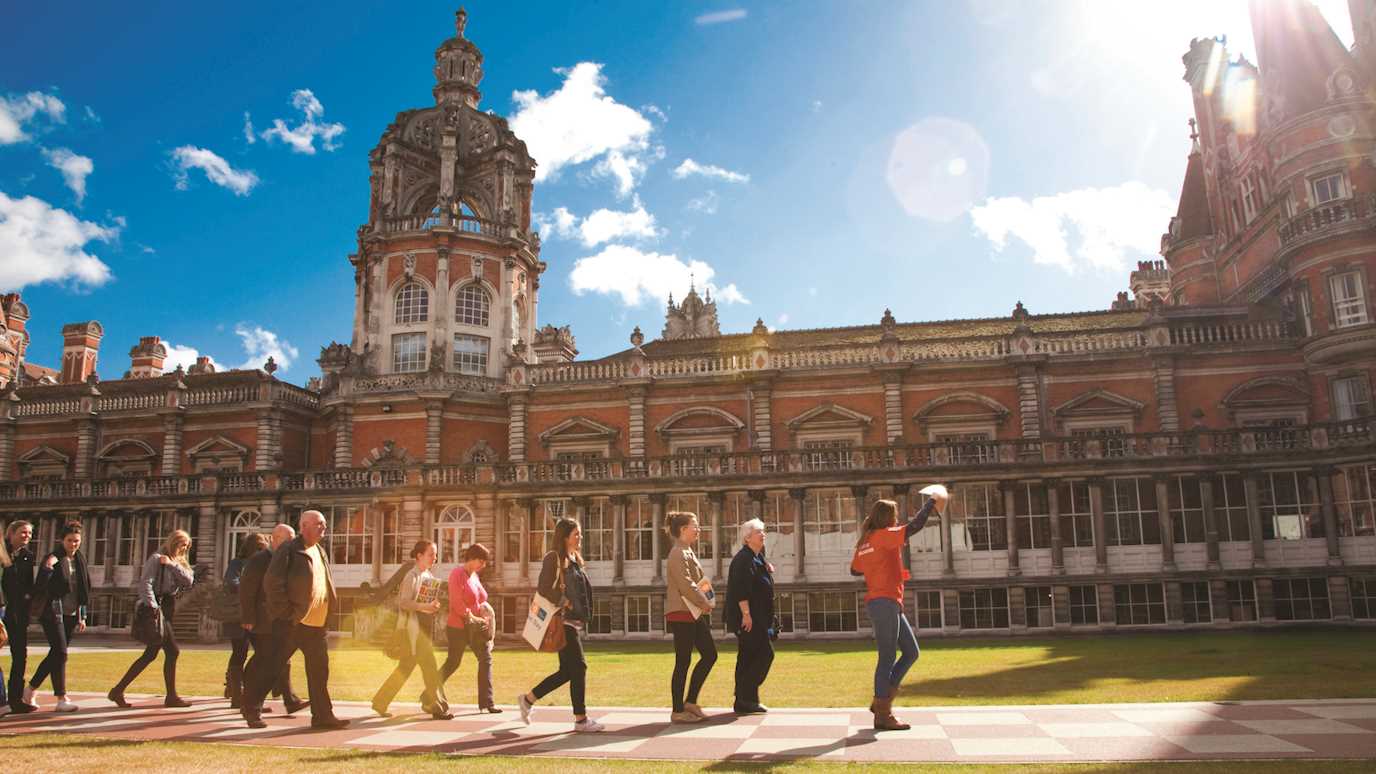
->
[131, 562, 167, 648]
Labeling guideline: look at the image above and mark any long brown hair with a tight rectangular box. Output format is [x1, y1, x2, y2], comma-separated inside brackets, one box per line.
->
[552, 517, 583, 571]
[856, 499, 900, 552]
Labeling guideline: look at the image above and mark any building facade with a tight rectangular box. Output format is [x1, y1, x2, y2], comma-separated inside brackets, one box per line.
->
[1, 4, 1374, 642]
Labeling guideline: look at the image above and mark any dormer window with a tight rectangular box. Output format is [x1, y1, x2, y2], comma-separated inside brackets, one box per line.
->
[1312, 173, 1347, 205]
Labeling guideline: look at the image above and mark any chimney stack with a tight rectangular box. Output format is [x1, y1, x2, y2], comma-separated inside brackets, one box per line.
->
[128, 336, 167, 378]
[60, 321, 103, 384]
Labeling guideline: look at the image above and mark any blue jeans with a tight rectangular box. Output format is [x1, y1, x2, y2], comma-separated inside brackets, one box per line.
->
[867, 597, 919, 699]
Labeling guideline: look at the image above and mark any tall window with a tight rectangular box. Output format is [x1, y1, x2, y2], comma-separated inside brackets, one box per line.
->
[803, 489, 858, 555]
[1024, 586, 1053, 628]
[1214, 474, 1251, 542]
[1057, 481, 1095, 548]
[1273, 578, 1331, 621]
[323, 506, 372, 566]
[1104, 478, 1161, 546]
[380, 507, 405, 565]
[1329, 271, 1368, 328]
[1293, 282, 1314, 337]
[394, 282, 429, 324]
[502, 504, 522, 563]
[433, 505, 475, 566]
[1114, 583, 1166, 625]
[1168, 475, 1206, 544]
[582, 499, 612, 562]
[914, 590, 943, 630]
[89, 515, 107, 567]
[116, 513, 136, 565]
[1069, 585, 1098, 625]
[500, 597, 522, 635]
[761, 492, 796, 557]
[802, 439, 854, 471]
[1311, 172, 1346, 204]
[625, 497, 654, 560]
[1351, 577, 1376, 620]
[1226, 580, 1258, 622]
[532, 500, 562, 561]
[1334, 465, 1376, 536]
[937, 432, 996, 465]
[455, 284, 490, 327]
[775, 592, 795, 633]
[625, 595, 651, 633]
[392, 332, 427, 373]
[950, 483, 1005, 552]
[1013, 483, 1052, 549]
[1257, 471, 1317, 540]
[1333, 375, 1372, 421]
[1239, 174, 1259, 223]
[453, 334, 489, 375]
[1181, 581, 1212, 623]
[808, 591, 858, 632]
[958, 588, 1010, 629]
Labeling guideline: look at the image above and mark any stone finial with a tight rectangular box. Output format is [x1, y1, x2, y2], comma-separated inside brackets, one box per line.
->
[880, 308, 897, 329]
[85, 371, 100, 385]
[629, 326, 644, 348]
[752, 318, 769, 337]
[264, 356, 278, 375]
[1012, 301, 1030, 321]
[455, 7, 468, 37]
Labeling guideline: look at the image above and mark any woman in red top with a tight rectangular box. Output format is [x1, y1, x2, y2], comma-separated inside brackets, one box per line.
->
[438, 543, 500, 713]
[851, 490, 946, 730]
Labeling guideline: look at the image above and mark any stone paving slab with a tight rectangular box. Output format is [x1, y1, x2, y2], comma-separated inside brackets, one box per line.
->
[1, 692, 1374, 762]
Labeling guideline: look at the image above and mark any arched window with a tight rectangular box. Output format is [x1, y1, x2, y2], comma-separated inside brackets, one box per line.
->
[434, 505, 476, 566]
[394, 282, 430, 324]
[456, 284, 490, 327]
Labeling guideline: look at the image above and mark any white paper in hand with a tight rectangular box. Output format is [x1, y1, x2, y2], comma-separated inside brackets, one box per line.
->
[918, 484, 949, 499]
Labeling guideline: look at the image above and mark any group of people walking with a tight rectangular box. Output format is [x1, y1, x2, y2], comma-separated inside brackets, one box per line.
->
[0, 491, 947, 733]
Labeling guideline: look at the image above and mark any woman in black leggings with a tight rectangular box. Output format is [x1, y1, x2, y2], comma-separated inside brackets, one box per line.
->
[109, 529, 196, 708]
[663, 511, 717, 723]
[29, 521, 90, 712]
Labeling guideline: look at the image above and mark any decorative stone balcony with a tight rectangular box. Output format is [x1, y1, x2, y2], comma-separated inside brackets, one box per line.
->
[1278, 193, 1376, 248]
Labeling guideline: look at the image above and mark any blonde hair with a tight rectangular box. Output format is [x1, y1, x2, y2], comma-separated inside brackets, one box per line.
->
[161, 529, 193, 568]
[1, 520, 34, 569]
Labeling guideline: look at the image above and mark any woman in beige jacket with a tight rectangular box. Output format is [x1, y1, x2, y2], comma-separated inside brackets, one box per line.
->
[664, 512, 717, 723]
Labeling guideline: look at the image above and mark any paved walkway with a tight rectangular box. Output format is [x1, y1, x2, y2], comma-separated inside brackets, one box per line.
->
[3, 692, 1375, 762]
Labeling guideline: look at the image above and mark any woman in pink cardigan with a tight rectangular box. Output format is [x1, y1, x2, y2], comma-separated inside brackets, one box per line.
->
[438, 543, 500, 712]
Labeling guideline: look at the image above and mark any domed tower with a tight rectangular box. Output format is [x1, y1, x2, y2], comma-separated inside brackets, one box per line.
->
[662, 281, 720, 340]
[348, 7, 541, 380]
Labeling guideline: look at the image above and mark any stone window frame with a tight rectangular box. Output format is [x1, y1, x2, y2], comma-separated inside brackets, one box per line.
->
[1272, 577, 1332, 621]
[1113, 582, 1167, 626]
[1324, 266, 1369, 329]
[1068, 585, 1099, 625]
[433, 504, 476, 567]
[384, 273, 436, 373]
[391, 331, 428, 373]
[95, 439, 159, 479]
[624, 594, 652, 634]
[913, 589, 943, 630]
[17, 445, 71, 479]
[1024, 585, 1054, 628]
[1330, 371, 1372, 421]
[393, 280, 431, 325]
[454, 281, 492, 328]
[452, 333, 490, 376]
[928, 421, 1000, 466]
[1225, 579, 1258, 622]
[1308, 169, 1349, 207]
[186, 435, 250, 474]
[958, 587, 1010, 629]
[1180, 580, 1213, 624]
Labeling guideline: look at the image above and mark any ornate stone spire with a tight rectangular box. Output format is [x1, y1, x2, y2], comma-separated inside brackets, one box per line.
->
[434, 7, 484, 108]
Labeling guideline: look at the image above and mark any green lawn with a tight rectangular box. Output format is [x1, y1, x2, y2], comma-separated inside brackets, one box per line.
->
[5, 629, 1374, 708]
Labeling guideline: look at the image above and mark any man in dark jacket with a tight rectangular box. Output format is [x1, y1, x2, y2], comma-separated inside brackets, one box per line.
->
[238, 523, 305, 723]
[253, 510, 346, 730]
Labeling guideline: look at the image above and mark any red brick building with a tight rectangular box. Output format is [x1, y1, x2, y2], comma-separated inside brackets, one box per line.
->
[1, 4, 1373, 641]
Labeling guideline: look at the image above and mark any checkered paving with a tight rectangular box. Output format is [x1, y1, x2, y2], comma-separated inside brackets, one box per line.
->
[2, 693, 1374, 762]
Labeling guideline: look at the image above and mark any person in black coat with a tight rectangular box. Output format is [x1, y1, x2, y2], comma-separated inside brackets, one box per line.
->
[726, 517, 777, 715]
[1, 520, 38, 714]
[238, 523, 306, 725]
[29, 521, 90, 712]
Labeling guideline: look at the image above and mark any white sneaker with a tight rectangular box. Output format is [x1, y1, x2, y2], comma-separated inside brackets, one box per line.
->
[54, 698, 78, 713]
[573, 718, 605, 733]
[517, 694, 533, 726]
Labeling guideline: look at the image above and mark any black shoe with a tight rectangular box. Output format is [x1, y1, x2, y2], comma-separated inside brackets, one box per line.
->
[311, 716, 350, 730]
[242, 712, 267, 729]
[261, 705, 274, 714]
[284, 698, 310, 715]
[164, 696, 192, 709]
[481, 706, 504, 714]
[10, 702, 38, 715]
[107, 690, 131, 709]
[734, 703, 768, 715]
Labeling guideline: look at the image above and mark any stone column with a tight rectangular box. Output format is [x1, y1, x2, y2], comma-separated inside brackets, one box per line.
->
[1152, 355, 1180, 432]
[1315, 465, 1343, 566]
[941, 489, 956, 578]
[611, 495, 626, 584]
[1155, 475, 1176, 572]
[103, 510, 119, 586]
[518, 498, 533, 581]
[1200, 473, 1221, 570]
[1243, 472, 1266, 567]
[1002, 480, 1020, 576]
[202, 503, 222, 575]
[1047, 480, 1064, 573]
[789, 488, 807, 581]
[881, 370, 904, 444]
[433, 246, 450, 353]
[1016, 364, 1043, 438]
[505, 391, 529, 463]
[160, 413, 184, 476]
[650, 494, 666, 582]
[626, 385, 648, 458]
[424, 399, 444, 465]
[708, 492, 725, 580]
[253, 409, 274, 471]
[1088, 478, 1108, 572]
[74, 416, 96, 478]
[333, 405, 353, 468]
[751, 380, 774, 452]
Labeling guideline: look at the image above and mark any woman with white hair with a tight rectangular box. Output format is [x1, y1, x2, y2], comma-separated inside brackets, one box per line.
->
[724, 516, 776, 714]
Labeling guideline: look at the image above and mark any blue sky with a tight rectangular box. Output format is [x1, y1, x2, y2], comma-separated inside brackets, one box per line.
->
[0, 1, 1354, 383]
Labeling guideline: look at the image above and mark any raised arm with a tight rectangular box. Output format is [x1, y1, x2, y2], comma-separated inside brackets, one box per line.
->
[903, 497, 939, 539]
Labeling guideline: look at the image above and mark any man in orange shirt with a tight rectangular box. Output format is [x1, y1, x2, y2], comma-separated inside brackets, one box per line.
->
[851, 488, 947, 731]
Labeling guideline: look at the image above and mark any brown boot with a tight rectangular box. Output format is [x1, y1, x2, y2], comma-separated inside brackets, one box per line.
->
[872, 696, 911, 731]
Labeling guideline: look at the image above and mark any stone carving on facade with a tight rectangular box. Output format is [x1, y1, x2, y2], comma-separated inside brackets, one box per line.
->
[362, 439, 418, 468]
[462, 439, 496, 464]
[662, 282, 720, 340]
[350, 370, 499, 395]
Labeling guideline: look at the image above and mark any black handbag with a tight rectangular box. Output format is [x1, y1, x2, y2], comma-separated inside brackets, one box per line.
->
[131, 564, 167, 647]
[206, 582, 241, 622]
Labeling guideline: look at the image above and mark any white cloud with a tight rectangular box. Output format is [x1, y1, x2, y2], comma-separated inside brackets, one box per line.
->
[0, 191, 117, 290]
[569, 244, 747, 307]
[163, 342, 220, 373]
[170, 146, 259, 196]
[811, 100, 823, 113]
[536, 200, 660, 247]
[235, 324, 299, 371]
[673, 158, 749, 184]
[82, 106, 100, 124]
[0, 91, 65, 145]
[695, 9, 747, 25]
[242, 112, 256, 144]
[644, 104, 668, 123]
[969, 181, 1175, 273]
[258, 89, 345, 154]
[510, 62, 655, 196]
[41, 147, 93, 205]
[686, 190, 719, 214]
[776, 313, 790, 326]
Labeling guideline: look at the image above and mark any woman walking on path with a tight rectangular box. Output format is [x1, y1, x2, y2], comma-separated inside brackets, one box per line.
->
[664, 511, 716, 723]
[28, 521, 90, 712]
[850, 491, 946, 730]
[372, 540, 452, 719]
[725, 517, 776, 715]
[517, 517, 604, 733]
[223, 533, 267, 708]
[438, 543, 500, 713]
[109, 530, 196, 708]
[1, 520, 38, 715]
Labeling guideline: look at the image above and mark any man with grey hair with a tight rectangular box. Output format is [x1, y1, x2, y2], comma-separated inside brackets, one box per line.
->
[725, 517, 775, 714]
[239, 523, 305, 726]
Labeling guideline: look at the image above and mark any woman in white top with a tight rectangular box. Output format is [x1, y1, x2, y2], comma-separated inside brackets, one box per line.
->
[372, 540, 451, 719]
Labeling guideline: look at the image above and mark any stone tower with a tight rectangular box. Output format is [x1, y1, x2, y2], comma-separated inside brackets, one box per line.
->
[662, 282, 720, 340]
